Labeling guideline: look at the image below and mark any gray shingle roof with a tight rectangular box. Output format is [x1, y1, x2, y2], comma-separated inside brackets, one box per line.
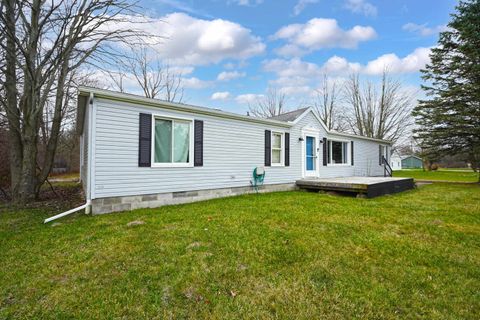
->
[267, 107, 309, 122]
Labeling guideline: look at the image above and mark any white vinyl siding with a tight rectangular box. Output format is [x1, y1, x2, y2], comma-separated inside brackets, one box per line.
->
[89, 100, 389, 199]
[92, 99, 296, 198]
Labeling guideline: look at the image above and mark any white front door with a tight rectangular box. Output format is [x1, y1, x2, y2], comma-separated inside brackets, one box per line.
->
[304, 134, 319, 177]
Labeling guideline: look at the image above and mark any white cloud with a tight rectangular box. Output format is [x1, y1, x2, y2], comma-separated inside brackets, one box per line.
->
[279, 85, 311, 95]
[263, 58, 321, 78]
[363, 47, 431, 75]
[157, 0, 201, 16]
[273, 44, 307, 58]
[223, 62, 236, 70]
[402, 23, 448, 36]
[114, 13, 265, 66]
[261, 47, 431, 99]
[293, 0, 318, 16]
[167, 66, 195, 76]
[262, 57, 358, 98]
[344, 0, 378, 17]
[217, 70, 246, 81]
[321, 56, 362, 74]
[229, 0, 263, 6]
[272, 18, 376, 55]
[263, 56, 359, 79]
[235, 93, 265, 104]
[264, 47, 431, 80]
[211, 91, 231, 100]
[259, 47, 429, 103]
[183, 77, 212, 89]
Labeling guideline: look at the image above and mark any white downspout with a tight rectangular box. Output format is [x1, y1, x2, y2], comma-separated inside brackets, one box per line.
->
[44, 201, 91, 223]
[85, 92, 94, 214]
[44, 92, 95, 223]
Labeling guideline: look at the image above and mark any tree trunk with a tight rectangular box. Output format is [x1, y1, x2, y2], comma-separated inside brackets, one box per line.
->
[4, 0, 24, 201]
[35, 62, 69, 197]
[17, 127, 38, 202]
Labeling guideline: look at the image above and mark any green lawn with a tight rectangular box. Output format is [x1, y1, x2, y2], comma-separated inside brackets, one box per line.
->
[394, 168, 479, 182]
[1, 184, 479, 319]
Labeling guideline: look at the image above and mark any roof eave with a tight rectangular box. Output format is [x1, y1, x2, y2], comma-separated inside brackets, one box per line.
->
[328, 131, 393, 144]
[78, 86, 292, 128]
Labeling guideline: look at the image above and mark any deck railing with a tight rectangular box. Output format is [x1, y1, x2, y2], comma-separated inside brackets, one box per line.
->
[382, 156, 393, 177]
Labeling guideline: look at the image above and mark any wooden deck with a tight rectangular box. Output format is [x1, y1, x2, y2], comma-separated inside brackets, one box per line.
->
[296, 176, 415, 198]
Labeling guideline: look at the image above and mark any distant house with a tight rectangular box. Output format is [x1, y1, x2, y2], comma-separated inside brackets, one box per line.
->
[390, 151, 403, 171]
[77, 87, 394, 214]
[401, 155, 423, 169]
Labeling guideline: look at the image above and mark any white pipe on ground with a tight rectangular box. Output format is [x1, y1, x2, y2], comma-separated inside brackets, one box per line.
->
[44, 201, 91, 224]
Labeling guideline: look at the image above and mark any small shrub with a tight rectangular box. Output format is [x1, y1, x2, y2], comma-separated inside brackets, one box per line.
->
[431, 163, 439, 171]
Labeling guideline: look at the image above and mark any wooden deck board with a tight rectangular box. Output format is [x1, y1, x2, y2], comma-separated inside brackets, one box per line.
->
[296, 177, 415, 198]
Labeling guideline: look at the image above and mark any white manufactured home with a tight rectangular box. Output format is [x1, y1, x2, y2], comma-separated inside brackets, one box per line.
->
[77, 87, 396, 214]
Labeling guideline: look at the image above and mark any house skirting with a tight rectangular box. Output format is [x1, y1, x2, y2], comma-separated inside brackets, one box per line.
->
[91, 183, 297, 215]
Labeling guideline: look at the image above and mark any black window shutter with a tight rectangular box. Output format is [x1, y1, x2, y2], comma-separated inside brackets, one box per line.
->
[194, 120, 204, 166]
[351, 141, 354, 166]
[138, 113, 152, 167]
[265, 130, 271, 166]
[379, 145, 382, 165]
[323, 137, 328, 166]
[284, 132, 290, 166]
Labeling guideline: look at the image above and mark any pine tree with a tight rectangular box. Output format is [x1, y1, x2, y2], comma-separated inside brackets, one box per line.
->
[413, 0, 480, 179]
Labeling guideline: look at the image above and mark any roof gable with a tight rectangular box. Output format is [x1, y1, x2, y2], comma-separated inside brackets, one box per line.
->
[290, 107, 393, 144]
[268, 107, 309, 122]
[401, 155, 422, 161]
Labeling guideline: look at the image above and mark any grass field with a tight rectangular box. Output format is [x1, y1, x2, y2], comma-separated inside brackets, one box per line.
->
[1, 183, 479, 319]
[394, 168, 479, 182]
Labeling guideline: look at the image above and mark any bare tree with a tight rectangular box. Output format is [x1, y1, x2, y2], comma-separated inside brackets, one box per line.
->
[313, 74, 346, 131]
[343, 71, 415, 144]
[163, 65, 184, 103]
[106, 46, 185, 102]
[128, 47, 164, 99]
[105, 70, 128, 93]
[249, 87, 286, 118]
[0, 0, 145, 202]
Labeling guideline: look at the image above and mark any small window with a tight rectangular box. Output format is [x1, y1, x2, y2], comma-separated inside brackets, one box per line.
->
[153, 117, 192, 166]
[329, 140, 349, 164]
[271, 132, 283, 165]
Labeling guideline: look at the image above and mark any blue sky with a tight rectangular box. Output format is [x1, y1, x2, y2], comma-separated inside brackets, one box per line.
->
[112, 0, 457, 114]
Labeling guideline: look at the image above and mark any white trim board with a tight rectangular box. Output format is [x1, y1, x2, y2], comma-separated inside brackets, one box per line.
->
[301, 127, 321, 178]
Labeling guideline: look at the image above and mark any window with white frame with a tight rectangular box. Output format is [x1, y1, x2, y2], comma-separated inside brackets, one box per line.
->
[271, 132, 283, 165]
[153, 117, 192, 165]
[328, 140, 349, 164]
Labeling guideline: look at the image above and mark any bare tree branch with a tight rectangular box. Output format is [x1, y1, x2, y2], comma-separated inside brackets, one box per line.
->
[343, 70, 415, 144]
[313, 74, 346, 131]
[106, 45, 185, 102]
[248, 87, 286, 118]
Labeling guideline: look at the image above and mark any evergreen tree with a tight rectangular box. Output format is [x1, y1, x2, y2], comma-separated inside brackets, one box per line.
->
[413, 0, 480, 179]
